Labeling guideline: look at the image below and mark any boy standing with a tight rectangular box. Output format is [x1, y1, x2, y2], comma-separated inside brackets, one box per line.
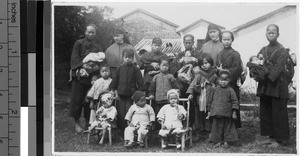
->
[109, 48, 145, 133]
[257, 24, 290, 147]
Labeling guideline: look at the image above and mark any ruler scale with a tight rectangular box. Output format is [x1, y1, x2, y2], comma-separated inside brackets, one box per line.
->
[0, 0, 21, 156]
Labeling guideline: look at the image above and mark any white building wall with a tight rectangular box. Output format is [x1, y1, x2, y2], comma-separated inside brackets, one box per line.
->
[233, 9, 297, 93]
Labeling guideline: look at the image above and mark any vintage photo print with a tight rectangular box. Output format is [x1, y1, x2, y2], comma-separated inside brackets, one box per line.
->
[51, 1, 298, 155]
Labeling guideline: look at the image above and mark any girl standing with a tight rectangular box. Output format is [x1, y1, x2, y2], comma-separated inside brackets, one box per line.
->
[216, 31, 243, 128]
[186, 53, 218, 141]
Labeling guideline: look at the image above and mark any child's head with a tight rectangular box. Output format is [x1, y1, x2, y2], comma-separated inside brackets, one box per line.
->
[100, 66, 110, 79]
[221, 31, 234, 48]
[91, 75, 99, 85]
[122, 48, 134, 64]
[101, 92, 114, 108]
[266, 24, 279, 43]
[249, 56, 261, 65]
[159, 59, 170, 73]
[151, 37, 162, 53]
[218, 69, 230, 88]
[167, 89, 180, 106]
[131, 91, 146, 107]
[199, 53, 213, 71]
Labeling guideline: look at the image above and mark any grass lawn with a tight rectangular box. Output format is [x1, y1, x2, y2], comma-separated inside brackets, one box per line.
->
[54, 89, 297, 154]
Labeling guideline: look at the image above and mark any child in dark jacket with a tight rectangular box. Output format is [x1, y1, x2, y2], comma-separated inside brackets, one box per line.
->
[246, 55, 269, 82]
[109, 48, 145, 132]
[207, 69, 239, 147]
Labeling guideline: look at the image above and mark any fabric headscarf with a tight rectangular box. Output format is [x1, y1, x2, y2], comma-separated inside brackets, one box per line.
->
[131, 91, 145, 103]
[205, 24, 222, 42]
[167, 89, 180, 100]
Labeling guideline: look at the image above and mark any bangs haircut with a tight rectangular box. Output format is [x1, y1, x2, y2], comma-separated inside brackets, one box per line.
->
[199, 53, 214, 66]
[122, 48, 134, 58]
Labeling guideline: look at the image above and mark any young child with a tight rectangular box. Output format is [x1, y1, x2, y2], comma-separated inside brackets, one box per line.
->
[186, 53, 218, 141]
[124, 91, 155, 148]
[149, 59, 178, 124]
[84, 92, 117, 144]
[246, 55, 269, 82]
[68, 52, 105, 82]
[109, 48, 145, 133]
[157, 89, 187, 149]
[177, 50, 199, 84]
[206, 69, 239, 147]
[76, 52, 106, 79]
[86, 66, 112, 124]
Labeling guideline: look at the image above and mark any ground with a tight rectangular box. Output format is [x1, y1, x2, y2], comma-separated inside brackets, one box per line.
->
[54, 89, 297, 154]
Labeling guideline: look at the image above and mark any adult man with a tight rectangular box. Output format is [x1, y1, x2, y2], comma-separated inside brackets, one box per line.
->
[257, 24, 290, 147]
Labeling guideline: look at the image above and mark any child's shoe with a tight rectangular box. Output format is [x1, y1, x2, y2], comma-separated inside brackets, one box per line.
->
[161, 137, 168, 149]
[223, 142, 229, 148]
[175, 137, 181, 149]
[138, 141, 145, 147]
[125, 141, 134, 148]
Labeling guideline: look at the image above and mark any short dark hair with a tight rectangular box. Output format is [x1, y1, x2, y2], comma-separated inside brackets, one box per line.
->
[100, 66, 110, 72]
[122, 48, 134, 58]
[199, 53, 214, 66]
[183, 34, 194, 41]
[221, 30, 234, 42]
[267, 24, 279, 33]
[159, 58, 170, 65]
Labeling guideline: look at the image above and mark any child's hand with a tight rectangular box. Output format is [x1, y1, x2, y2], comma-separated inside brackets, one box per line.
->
[188, 94, 193, 101]
[232, 111, 237, 120]
[114, 94, 119, 100]
[206, 112, 210, 119]
[177, 114, 184, 120]
[150, 62, 159, 70]
[89, 102, 94, 109]
[149, 95, 154, 100]
[129, 123, 134, 127]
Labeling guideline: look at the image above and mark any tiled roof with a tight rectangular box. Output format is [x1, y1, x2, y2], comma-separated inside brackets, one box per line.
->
[134, 38, 182, 55]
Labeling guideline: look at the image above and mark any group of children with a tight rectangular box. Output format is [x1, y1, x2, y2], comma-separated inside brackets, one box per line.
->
[75, 34, 243, 149]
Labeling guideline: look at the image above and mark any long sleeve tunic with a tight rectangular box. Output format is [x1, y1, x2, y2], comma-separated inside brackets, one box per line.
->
[109, 63, 144, 97]
[216, 47, 243, 88]
[149, 72, 178, 102]
[257, 41, 289, 98]
[207, 86, 239, 118]
[125, 104, 155, 126]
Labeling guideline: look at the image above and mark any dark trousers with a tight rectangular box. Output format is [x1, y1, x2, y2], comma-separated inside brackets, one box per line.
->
[69, 79, 91, 123]
[209, 117, 238, 143]
[260, 96, 290, 141]
[116, 95, 133, 132]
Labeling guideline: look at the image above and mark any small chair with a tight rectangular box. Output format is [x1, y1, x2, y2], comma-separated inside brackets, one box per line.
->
[160, 98, 193, 151]
[123, 98, 153, 148]
[87, 99, 118, 146]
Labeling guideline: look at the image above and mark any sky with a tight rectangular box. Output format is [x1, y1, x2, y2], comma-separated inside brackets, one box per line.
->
[106, 3, 285, 30]
[53, 1, 291, 30]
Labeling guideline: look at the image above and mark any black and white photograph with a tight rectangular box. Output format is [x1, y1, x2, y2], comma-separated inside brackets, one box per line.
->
[52, 1, 298, 155]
